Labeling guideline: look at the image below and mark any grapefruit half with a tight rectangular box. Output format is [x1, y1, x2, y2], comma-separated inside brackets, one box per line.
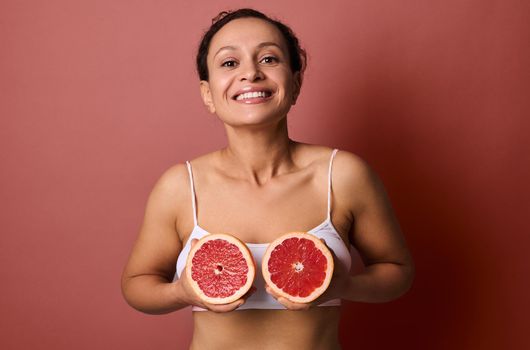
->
[262, 232, 334, 303]
[185, 233, 255, 304]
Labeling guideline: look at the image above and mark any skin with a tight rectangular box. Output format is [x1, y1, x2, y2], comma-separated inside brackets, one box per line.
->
[121, 17, 415, 350]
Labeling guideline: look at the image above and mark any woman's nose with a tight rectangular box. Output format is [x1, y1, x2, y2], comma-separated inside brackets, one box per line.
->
[239, 62, 263, 81]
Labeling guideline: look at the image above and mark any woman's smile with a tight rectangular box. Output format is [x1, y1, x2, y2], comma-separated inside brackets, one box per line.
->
[233, 88, 274, 104]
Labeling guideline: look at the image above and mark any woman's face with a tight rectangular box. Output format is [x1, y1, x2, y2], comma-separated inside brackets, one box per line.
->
[200, 17, 301, 127]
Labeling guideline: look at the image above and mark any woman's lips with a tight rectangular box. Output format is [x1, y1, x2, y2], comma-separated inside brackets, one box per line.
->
[233, 91, 274, 104]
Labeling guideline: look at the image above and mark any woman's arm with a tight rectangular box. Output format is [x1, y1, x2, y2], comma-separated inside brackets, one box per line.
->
[120, 164, 252, 314]
[265, 151, 414, 310]
[120, 164, 189, 315]
[340, 151, 415, 303]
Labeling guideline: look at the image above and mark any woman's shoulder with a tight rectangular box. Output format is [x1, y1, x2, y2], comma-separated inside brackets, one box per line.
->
[330, 148, 390, 218]
[300, 144, 378, 198]
[160, 149, 218, 179]
[147, 163, 191, 213]
[300, 144, 379, 220]
[333, 148, 373, 178]
[295, 144, 376, 196]
[298, 143, 370, 171]
[155, 149, 222, 194]
[180, 149, 220, 170]
[156, 162, 189, 187]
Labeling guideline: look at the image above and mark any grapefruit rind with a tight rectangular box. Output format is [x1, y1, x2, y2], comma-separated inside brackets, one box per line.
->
[262, 232, 334, 303]
[185, 233, 256, 305]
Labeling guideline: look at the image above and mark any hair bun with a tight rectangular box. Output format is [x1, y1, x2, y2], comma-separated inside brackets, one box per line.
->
[212, 11, 231, 24]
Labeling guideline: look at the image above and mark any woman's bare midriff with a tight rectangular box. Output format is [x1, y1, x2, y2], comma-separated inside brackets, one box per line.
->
[190, 307, 342, 350]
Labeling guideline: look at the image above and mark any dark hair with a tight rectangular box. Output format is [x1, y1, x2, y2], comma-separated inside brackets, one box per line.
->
[196, 8, 307, 84]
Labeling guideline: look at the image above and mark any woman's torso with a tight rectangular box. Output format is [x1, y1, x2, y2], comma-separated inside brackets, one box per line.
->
[192, 308, 342, 350]
[174, 143, 356, 349]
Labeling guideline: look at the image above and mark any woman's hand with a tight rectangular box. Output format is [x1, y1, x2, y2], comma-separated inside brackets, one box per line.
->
[175, 239, 257, 313]
[264, 238, 350, 311]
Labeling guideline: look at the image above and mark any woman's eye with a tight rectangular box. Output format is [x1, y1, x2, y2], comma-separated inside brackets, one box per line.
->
[261, 56, 278, 64]
[221, 60, 237, 67]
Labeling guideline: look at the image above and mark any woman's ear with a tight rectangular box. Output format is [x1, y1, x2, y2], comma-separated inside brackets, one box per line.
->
[291, 71, 301, 105]
[199, 80, 216, 113]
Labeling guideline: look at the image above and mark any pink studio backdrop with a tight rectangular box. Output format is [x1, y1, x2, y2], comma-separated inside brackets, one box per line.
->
[1, 0, 529, 349]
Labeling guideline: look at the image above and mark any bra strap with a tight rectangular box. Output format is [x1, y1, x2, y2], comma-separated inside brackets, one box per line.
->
[327, 149, 339, 220]
[185, 161, 198, 226]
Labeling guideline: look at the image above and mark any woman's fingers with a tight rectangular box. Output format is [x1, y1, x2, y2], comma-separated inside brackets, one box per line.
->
[265, 284, 281, 299]
[265, 284, 312, 311]
[205, 299, 244, 313]
[243, 286, 257, 299]
[277, 297, 311, 311]
[203, 285, 257, 312]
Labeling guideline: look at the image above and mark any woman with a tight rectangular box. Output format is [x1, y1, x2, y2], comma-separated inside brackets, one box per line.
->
[121, 8, 414, 350]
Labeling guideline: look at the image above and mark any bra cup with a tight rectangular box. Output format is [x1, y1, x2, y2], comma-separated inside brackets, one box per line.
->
[309, 221, 352, 273]
[173, 226, 208, 282]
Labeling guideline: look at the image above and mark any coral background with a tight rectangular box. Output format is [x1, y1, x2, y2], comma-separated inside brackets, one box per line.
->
[1, 0, 528, 349]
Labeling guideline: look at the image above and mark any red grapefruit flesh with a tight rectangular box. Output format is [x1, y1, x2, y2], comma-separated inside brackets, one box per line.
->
[186, 233, 255, 304]
[262, 232, 334, 303]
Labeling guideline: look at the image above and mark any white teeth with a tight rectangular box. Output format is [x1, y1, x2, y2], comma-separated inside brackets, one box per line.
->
[235, 91, 270, 100]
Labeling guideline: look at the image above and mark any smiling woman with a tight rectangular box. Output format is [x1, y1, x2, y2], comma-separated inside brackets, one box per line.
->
[121, 8, 414, 350]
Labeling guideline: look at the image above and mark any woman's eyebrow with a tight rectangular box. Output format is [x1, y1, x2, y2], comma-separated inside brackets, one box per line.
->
[213, 42, 282, 58]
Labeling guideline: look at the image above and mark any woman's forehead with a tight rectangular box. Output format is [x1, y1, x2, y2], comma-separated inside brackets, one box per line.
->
[208, 18, 288, 56]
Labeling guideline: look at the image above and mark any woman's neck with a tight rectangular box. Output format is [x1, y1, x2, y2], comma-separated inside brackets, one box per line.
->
[219, 120, 297, 186]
